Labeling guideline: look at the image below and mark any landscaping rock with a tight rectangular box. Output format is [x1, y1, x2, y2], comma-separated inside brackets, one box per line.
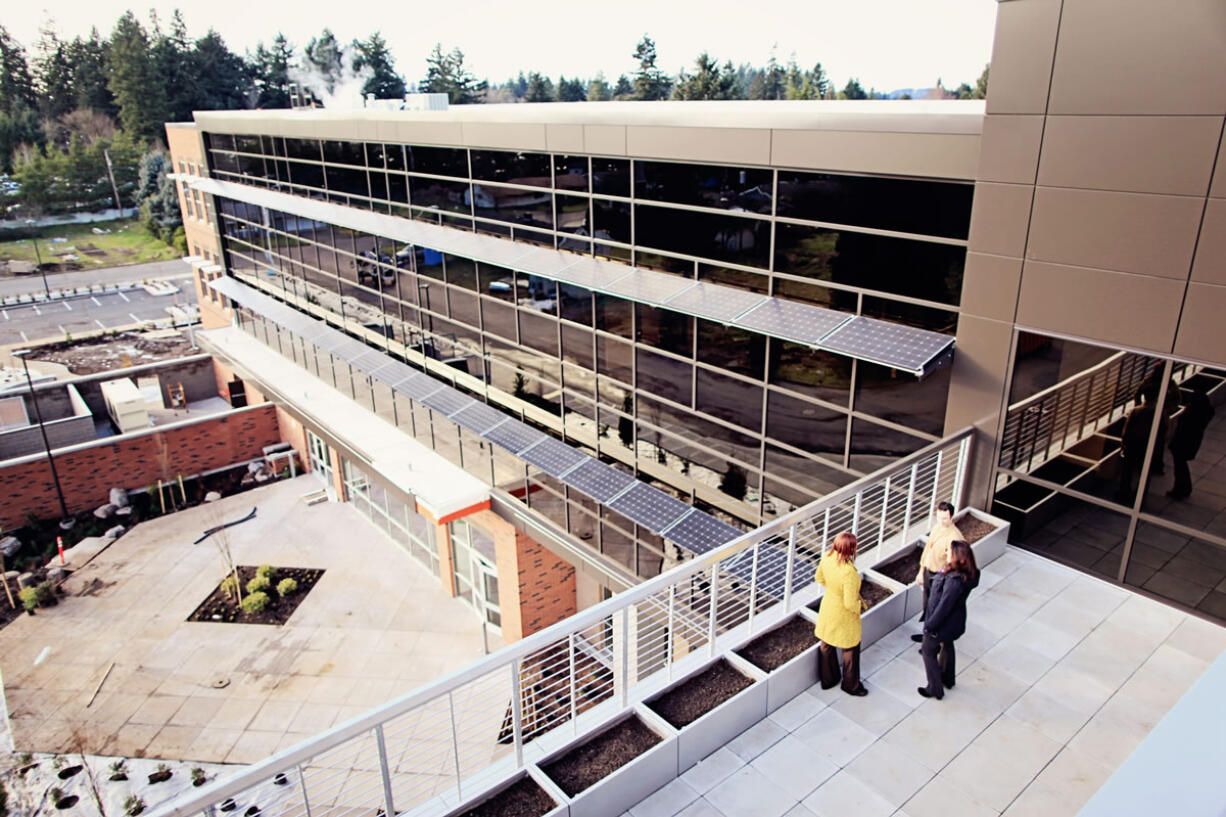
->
[94, 504, 117, 519]
[104, 525, 125, 539]
[115, 506, 133, 516]
[47, 568, 67, 583]
[109, 487, 129, 507]
[4, 570, 19, 582]
[17, 572, 36, 589]
[0, 535, 21, 558]
[204, 491, 222, 503]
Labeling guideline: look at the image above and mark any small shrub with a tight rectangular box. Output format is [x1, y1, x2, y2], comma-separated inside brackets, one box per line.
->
[240, 591, 270, 613]
[109, 760, 126, 774]
[246, 575, 270, 594]
[51, 756, 66, 771]
[18, 587, 38, 612]
[276, 577, 298, 597]
[124, 795, 145, 816]
[220, 575, 239, 599]
[256, 564, 275, 580]
[156, 763, 171, 774]
[18, 754, 32, 767]
[191, 767, 206, 786]
[50, 787, 63, 804]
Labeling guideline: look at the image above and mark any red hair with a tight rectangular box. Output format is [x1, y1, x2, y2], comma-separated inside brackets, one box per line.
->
[830, 532, 858, 563]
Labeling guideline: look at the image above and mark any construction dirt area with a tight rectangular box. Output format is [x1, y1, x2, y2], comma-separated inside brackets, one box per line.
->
[23, 331, 198, 375]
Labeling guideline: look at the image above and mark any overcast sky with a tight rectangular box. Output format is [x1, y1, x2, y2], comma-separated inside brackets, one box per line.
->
[7, 0, 998, 93]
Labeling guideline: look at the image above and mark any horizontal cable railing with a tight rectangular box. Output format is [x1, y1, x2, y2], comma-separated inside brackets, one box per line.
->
[152, 428, 973, 817]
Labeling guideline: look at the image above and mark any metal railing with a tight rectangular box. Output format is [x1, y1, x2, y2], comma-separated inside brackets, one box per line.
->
[152, 428, 973, 817]
[997, 350, 1160, 476]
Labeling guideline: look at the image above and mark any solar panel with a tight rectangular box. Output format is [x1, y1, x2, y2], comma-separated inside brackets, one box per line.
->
[608, 483, 691, 534]
[550, 256, 631, 290]
[348, 350, 385, 372]
[420, 388, 474, 417]
[661, 282, 768, 323]
[723, 543, 812, 599]
[819, 316, 954, 375]
[600, 269, 696, 306]
[734, 299, 851, 346]
[560, 459, 636, 503]
[450, 401, 509, 435]
[393, 373, 442, 401]
[509, 245, 575, 278]
[664, 513, 744, 555]
[520, 437, 587, 478]
[484, 419, 547, 455]
[369, 361, 410, 384]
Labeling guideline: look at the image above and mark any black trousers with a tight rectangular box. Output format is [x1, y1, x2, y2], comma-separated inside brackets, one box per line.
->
[818, 641, 863, 693]
[920, 633, 956, 697]
[918, 567, 934, 621]
[1171, 455, 1192, 497]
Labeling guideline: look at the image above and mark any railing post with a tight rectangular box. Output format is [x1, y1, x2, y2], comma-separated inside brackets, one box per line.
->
[619, 606, 629, 707]
[296, 764, 312, 817]
[928, 450, 944, 525]
[782, 525, 797, 610]
[903, 463, 918, 545]
[374, 724, 395, 817]
[510, 659, 525, 768]
[707, 563, 719, 657]
[448, 691, 462, 800]
[822, 508, 831, 553]
[747, 543, 761, 634]
[852, 492, 862, 537]
[665, 585, 676, 681]
[877, 476, 891, 549]
[568, 632, 578, 734]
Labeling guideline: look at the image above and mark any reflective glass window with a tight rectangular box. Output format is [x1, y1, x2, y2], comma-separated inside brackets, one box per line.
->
[636, 160, 772, 214]
[597, 336, 632, 383]
[592, 199, 632, 244]
[471, 150, 551, 186]
[696, 368, 762, 431]
[855, 361, 951, 437]
[777, 171, 973, 240]
[848, 418, 926, 473]
[285, 138, 321, 161]
[636, 349, 692, 404]
[697, 320, 765, 378]
[556, 193, 590, 235]
[636, 305, 692, 357]
[410, 178, 471, 213]
[766, 391, 846, 458]
[769, 343, 852, 407]
[635, 204, 770, 269]
[592, 158, 630, 196]
[559, 284, 593, 326]
[472, 185, 553, 230]
[554, 155, 589, 192]
[323, 140, 365, 166]
[406, 145, 468, 177]
[595, 294, 632, 338]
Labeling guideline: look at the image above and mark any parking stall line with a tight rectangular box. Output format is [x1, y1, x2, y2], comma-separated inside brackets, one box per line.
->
[91, 297, 101, 306]
[63, 302, 72, 311]
[95, 319, 106, 330]
[117, 291, 130, 302]
[129, 312, 141, 324]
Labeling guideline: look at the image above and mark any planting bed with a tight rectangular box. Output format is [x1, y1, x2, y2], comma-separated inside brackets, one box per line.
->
[648, 659, 753, 728]
[187, 566, 324, 625]
[542, 715, 662, 797]
[455, 776, 556, 817]
[876, 545, 922, 585]
[735, 616, 816, 672]
[960, 515, 998, 544]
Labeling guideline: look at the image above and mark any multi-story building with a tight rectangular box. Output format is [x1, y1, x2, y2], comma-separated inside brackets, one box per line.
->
[166, 0, 1226, 633]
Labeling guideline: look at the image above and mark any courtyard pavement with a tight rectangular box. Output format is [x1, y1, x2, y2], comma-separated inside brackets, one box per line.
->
[620, 547, 1226, 817]
[0, 475, 492, 764]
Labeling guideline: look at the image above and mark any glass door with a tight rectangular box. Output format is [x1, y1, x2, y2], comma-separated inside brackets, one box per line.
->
[449, 519, 502, 633]
[306, 430, 336, 498]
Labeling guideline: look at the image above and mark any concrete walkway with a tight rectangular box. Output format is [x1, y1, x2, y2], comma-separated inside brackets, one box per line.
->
[621, 547, 1226, 817]
[0, 260, 190, 299]
[0, 475, 491, 764]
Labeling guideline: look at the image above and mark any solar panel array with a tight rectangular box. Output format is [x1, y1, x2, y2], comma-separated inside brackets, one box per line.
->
[197, 178, 956, 375]
[208, 275, 745, 555]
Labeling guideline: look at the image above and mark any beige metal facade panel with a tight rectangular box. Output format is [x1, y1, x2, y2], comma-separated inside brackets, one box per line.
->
[390, 120, 466, 147]
[1048, 0, 1226, 115]
[1191, 198, 1226, 286]
[1016, 260, 1186, 352]
[583, 125, 626, 156]
[1027, 187, 1203, 279]
[976, 115, 1044, 185]
[1037, 115, 1223, 196]
[983, 0, 1062, 115]
[960, 252, 1023, 322]
[967, 182, 1034, 258]
[944, 314, 1015, 432]
[1174, 282, 1226, 366]
[1213, 132, 1226, 199]
[460, 122, 549, 151]
[770, 130, 980, 179]
[546, 124, 585, 154]
[627, 126, 771, 166]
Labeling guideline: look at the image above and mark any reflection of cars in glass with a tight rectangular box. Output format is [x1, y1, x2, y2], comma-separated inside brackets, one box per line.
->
[356, 250, 396, 286]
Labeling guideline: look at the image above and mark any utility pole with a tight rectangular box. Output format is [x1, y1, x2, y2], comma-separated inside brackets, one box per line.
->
[103, 148, 124, 217]
[24, 220, 50, 298]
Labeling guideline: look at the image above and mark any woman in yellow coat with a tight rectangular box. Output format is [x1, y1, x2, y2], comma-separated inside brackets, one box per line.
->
[813, 531, 868, 696]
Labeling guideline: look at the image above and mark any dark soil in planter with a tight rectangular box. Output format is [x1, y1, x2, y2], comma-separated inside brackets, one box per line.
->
[648, 659, 752, 728]
[54, 796, 79, 810]
[58, 765, 83, 780]
[187, 566, 324, 625]
[148, 770, 172, 784]
[875, 545, 922, 585]
[542, 715, 662, 797]
[807, 577, 893, 614]
[735, 616, 817, 672]
[959, 515, 998, 545]
[454, 776, 556, 817]
[109, 773, 127, 782]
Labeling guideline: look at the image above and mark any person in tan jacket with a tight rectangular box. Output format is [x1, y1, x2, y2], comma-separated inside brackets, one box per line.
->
[911, 501, 962, 644]
[813, 531, 868, 696]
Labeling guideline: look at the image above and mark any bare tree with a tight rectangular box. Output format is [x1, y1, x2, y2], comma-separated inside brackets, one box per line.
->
[208, 509, 242, 605]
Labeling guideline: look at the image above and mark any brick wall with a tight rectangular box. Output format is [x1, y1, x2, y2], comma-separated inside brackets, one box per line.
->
[212, 359, 269, 407]
[0, 404, 282, 529]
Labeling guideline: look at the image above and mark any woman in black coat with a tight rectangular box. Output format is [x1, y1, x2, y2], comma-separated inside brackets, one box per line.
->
[917, 540, 979, 700]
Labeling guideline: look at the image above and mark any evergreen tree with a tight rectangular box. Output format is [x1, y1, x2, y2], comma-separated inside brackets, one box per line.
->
[420, 44, 485, 104]
[304, 28, 345, 94]
[251, 34, 294, 108]
[353, 32, 406, 99]
[556, 75, 585, 102]
[0, 26, 37, 117]
[809, 62, 830, 99]
[631, 35, 670, 100]
[672, 53, 737, 100]
[612, 74, 633, 99]
[973, 64, 990, 99]
[34, 24, 75, 121]
[0, 108, 43, 174]
[108, 12, 168, 141]
[511, 71, 527, 99]
[192, 30, 251, 110]
[523, 72, 554, 102]
[66, 30, 115, 118]
[840, 77, 868, 100]
[749, 50, 785, 100]
[137, 150, 182, 240]
[587, 72, 612, 101]
[153, 10, 198, 122]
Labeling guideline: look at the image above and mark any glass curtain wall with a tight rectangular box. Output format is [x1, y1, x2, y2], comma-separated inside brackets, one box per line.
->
[993, 330, 1226, 623]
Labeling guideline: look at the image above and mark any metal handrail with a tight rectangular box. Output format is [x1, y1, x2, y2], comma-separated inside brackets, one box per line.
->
[151, 426, 973, 817]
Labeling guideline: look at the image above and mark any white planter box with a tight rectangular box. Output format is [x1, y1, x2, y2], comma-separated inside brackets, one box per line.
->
[959, 507, 1011, 567]
[430, 768, 568, 817]
[645, 654, 767, 771]
[733, 612, 821, 714]
[538, 710, 677, 817]
[860, 570, 907, 647]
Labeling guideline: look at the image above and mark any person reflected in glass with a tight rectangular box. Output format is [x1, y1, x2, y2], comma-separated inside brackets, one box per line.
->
[1168, 386, 1215, 500]
[911, 501, 962, 644]
[814, 531, 868, 696]
[917, 540, 979, 700]
[1117, 383, 1168, 503]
